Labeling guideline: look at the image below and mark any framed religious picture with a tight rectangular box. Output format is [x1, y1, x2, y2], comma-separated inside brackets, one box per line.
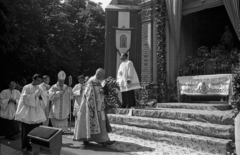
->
[115, 30, 131, 55]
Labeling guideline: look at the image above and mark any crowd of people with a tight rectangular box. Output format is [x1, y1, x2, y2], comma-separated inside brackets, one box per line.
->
[0, 52, 141, 151]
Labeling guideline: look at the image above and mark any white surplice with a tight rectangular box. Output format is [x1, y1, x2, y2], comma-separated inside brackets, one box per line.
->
[39, 83, 51, 126]
[0, 89, 21, 120]
[48, 83, 73, 132]
[117, 60, 141, 92]
[72, 83, 84, 116]
[15, 84, 47, 124]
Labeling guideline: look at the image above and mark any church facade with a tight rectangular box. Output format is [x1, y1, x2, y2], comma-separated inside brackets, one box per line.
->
[104, 0, 240, 90]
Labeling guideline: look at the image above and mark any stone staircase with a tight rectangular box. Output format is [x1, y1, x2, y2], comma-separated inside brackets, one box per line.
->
[107, 103, 234, 155]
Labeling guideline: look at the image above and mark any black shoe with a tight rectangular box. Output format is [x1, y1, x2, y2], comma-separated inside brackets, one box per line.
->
[106, 140, 116, 145]
[83, 141, 90, 145]
[101, 142, 107, 147]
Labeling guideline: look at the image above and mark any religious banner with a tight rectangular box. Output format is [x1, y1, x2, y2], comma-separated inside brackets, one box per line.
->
[115, 30, 131, 54]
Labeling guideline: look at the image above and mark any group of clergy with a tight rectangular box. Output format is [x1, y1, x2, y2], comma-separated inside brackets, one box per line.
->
[0, 52, 144, 152]
[0, 71, 90, 151]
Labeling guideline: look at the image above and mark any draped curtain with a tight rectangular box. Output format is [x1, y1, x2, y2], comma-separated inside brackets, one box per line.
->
[223, 0, 240, 40]
[165, 0, 182, 83]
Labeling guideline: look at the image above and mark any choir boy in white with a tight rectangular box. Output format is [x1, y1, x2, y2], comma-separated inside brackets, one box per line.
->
[0, 81, 21, 140]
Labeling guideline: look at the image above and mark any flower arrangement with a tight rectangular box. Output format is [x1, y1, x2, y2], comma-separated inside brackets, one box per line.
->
[181, 45, 240, 76]
[103, 77, 121, 110]
[135, 82, 157, 108]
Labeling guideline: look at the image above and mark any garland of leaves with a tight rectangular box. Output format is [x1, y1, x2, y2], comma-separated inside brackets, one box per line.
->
[231, 64, 240, 117]
[226, 64, 240, 155]
[103, 77, 121, 110]
[156, 0, 167, 102]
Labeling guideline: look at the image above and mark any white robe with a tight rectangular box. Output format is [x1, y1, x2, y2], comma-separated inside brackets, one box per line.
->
[117, 60, 141, 92]
[0, 89, 21, 120]
[72, 83, 84, 116]
[15, 84, 47, 124]
[39, 83, 51, 125]
[48, 83, 73, 131]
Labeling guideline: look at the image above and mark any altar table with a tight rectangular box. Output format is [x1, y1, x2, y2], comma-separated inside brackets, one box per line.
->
[177, 74, 233, 103]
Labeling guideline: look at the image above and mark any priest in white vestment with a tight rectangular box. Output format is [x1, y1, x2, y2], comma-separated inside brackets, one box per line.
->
[73, 68, 115, 147]
[72, 75, 85, 117]
[117, 53, 141, 108]
[39, 75, 51, 126]
[15, 74, 47, 151]
[49, 71, 73, 132]
[0, 81, 21, 139]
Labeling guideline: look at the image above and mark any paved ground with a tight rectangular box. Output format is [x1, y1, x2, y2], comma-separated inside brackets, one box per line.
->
[0, 134, 128, 155]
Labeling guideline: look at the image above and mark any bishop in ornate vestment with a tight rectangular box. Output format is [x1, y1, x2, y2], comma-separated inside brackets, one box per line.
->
[0, 81, 21, 139]
[39, 75, 51, 126]
[15, 74, 47, 151]
[117, 52, 141, 108]
[73, 68, 115, 147]
[49, 71, 73, 132]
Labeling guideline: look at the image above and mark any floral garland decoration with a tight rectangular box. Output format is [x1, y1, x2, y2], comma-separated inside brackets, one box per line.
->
[226, 62, 240, 155]
[134, 82, 157, 107]
[155, 0, 167, 102]
[102, 76, 121, 110]
[231, 65, 240, 117]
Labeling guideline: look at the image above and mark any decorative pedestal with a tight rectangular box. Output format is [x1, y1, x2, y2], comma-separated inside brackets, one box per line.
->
[28, 126, 62, 155]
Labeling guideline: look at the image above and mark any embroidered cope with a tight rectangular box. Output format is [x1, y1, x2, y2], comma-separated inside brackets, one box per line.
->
[73, 76, 110, 142]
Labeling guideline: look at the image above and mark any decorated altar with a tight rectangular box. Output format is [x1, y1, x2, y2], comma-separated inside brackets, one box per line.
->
[177, 74, 233, 103]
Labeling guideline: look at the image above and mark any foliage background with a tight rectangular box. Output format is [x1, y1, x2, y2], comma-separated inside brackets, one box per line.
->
[0, 0, 105, 89]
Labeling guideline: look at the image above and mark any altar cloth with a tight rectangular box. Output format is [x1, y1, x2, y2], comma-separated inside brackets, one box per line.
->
[177, 74, 233, 97]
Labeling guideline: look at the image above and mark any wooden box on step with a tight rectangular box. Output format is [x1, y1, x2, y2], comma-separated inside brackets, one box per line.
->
[28, 126, 62, 155]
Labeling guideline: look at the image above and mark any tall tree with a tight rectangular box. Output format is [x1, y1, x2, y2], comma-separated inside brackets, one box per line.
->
[0, 0, 105, 89]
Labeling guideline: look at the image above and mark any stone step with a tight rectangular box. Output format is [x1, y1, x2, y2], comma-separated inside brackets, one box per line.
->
[110, 108, 234, 125]
[108, 114, 234, 139]
[156, 103, 230, 111]
[108, 133, 217, 155]
[111, 124, 231, 155]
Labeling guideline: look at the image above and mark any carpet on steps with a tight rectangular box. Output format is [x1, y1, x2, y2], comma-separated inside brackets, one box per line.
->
[111, 108, 234, 125]
[108, 133, 220, 155]
[156, 103, 230, 111]
[65, 134, 218, 155]
[110, 124, 230, 155]
[108, 114, 234, 139]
